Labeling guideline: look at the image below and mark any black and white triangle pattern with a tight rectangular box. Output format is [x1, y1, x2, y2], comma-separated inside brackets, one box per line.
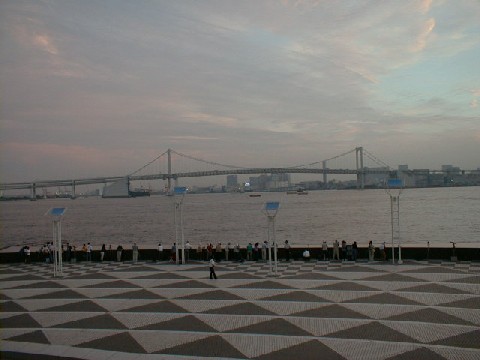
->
[1, 260, 479, 360]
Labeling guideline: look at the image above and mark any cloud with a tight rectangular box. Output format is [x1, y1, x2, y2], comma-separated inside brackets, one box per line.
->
[0, 0, 479, 183]
[168, 135, 219, 141]
[410, 18, 436, 52]
[470, 89, 480, 108]
[182, 112, 239, 127]
[2, 142, 112, 173]
[33, 33, 58, 55]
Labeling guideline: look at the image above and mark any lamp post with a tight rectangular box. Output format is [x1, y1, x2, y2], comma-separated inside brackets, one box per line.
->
[173, 186, 187, 265]
[263, 201, 280, 275]
[46, 207, 67, 277]
[385, 179, 403, 264]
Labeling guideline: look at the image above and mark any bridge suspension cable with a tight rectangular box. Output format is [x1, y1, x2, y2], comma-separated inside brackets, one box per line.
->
[288, 148, 357, 168]
[363, 149, 392, 169]
[128, 150, 169, 176]
[323, 148, 358, 163]
[171, 149, 248, 170]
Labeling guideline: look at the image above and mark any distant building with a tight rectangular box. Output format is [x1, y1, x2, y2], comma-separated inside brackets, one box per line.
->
[226, 175, 238, 191]
[297, 181, 324, 190]
[397, 165, 415, 187]
[267, 173, 290, 190]
[411, 169, 430, 187]
[363, 167, 389, 187]
[247, 173, 290, 191]
[442, 165, 461, 174]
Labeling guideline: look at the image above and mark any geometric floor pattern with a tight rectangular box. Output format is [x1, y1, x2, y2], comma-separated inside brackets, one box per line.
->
[1, 259, 479, 360]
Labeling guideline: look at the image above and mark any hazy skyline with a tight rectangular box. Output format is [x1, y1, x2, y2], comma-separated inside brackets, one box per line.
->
[1, 0, 479, 183]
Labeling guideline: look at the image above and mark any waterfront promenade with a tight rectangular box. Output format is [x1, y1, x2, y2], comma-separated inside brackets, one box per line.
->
[1, 259, 479, 360]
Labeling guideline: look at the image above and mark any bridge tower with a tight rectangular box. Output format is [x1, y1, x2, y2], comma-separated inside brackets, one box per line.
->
[356, 147, 365, 189]
[71, 180, 76, 199]
[322, 160, 328, 189]
[167, 148, 172, 193]
[30, 183, 37, 201]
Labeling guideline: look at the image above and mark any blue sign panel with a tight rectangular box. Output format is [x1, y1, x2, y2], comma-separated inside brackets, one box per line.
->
[49, 207, 67, 216]
[265, 202, 280, 211]
[174, 186, 187, 195]
[388, 179, 403, 188]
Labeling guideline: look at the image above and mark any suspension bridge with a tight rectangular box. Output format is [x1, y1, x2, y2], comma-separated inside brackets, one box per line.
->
[0, 147, 472, 199]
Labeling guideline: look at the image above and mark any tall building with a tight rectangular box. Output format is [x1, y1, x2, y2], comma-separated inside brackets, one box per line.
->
[247, 173, 290, 191]
[226, 175, 239, 191]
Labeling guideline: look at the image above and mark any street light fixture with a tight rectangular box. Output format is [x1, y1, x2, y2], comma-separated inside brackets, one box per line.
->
[45, 207, 67, 277]
[386, 179, 403, 264]
[174, 186, 187, 265]
[263, 201, 280, 275]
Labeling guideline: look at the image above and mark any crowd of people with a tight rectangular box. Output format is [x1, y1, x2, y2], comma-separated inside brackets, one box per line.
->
[163, 240, 387, 263]
[303, 240, 388, 262]
[18, 239, 389, 264]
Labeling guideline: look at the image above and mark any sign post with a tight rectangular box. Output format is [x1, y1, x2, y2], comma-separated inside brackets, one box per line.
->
[263, 201, 280, 275]
[386, 179, 403, 264]
[174, 187, 187, 265]
[46, 207, 67, 277]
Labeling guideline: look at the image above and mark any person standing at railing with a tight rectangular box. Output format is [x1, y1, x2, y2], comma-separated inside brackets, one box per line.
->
[322, 241, 328, 260]
[333, 240, 340, 260]
[117, 245, 123, 262]
[352, 241, 358, 261]
[101, 244, 106, 262]
[132, 243, 139, 263]
[86, 243, 93, 262]
[284, 240, 291, 262]
[368, 241, 375, 262]
[157, 243, 163, 262]
[246, 243, 253, 261]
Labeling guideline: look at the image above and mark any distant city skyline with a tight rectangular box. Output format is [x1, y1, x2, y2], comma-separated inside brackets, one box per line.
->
[1, 1, 479, 183]
[2, 159, 477, 198]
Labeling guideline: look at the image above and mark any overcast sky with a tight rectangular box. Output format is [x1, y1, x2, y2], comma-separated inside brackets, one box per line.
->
[1, 0, 479, 183]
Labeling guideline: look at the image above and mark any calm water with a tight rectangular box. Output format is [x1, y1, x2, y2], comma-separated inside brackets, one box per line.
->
[1, 187, 479, 250]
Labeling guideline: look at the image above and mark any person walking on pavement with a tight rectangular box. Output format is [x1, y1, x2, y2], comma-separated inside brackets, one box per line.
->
[209, 258, 217, 279]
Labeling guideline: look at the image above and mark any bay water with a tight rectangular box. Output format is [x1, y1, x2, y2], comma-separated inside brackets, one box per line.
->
[1, 187, 479, 250]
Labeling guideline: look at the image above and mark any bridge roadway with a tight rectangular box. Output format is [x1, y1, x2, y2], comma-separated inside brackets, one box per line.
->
[1, 167, 397, 191]
[1, 167, 475, 192]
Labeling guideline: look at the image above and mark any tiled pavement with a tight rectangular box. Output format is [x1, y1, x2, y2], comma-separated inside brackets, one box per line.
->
[1, 260, 479, 360]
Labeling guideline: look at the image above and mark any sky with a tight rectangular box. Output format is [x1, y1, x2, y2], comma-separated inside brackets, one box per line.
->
[1, 0, 479, 184]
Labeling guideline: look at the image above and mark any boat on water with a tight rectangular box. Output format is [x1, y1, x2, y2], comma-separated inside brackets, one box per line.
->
[248, 193, 262, 197]
[102, 178, 151, 198]
[129, 188, 151, 197]
[286, 188, 308, 195]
